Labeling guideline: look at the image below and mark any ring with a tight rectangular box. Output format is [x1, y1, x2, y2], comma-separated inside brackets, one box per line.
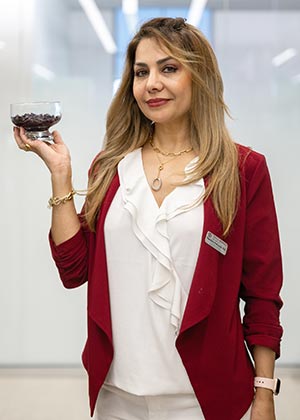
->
[24, 144, 31, 151]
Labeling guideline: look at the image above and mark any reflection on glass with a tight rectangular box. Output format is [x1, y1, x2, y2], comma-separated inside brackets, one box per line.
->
[10, 101, 62, 141]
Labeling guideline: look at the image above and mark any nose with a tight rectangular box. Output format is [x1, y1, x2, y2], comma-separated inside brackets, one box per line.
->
[146, 70, 163, 92]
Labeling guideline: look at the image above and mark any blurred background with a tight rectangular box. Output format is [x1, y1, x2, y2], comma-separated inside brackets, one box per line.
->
[0, 0, 299, 419]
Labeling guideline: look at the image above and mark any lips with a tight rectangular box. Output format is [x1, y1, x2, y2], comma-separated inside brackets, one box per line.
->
[146, 98, 170, 107]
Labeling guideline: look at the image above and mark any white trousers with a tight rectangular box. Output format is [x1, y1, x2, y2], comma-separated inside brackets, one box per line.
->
[94, 384, 252, 420]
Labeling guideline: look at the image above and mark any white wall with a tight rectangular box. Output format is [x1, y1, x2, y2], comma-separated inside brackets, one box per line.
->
[215, 11, 300, 364]
[0, 0, 114, 365]
[0, 2, 299, 365]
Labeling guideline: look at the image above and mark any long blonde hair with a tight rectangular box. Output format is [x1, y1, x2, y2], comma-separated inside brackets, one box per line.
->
[85, 17, 240, 236]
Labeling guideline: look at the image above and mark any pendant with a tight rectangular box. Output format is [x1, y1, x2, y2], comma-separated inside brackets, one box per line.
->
[151, 177, 162, 191]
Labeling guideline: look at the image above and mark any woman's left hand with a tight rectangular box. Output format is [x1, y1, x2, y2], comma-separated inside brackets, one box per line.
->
[250, 391, 276, 420]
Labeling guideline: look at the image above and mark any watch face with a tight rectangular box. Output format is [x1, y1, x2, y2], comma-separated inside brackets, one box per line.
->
[275, 378, 281, 395]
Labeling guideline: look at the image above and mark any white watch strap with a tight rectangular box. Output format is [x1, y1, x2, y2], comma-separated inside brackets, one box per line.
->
[254, 377, 281, 395]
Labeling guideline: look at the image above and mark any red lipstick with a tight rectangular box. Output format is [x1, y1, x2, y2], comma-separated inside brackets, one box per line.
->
[146, 98, 170, 108]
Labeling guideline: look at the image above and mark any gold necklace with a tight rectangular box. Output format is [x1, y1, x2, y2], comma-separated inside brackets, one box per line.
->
[149, 138, 193, 157]
[151, 153, 179, 191]
[149, 139, 194, 191]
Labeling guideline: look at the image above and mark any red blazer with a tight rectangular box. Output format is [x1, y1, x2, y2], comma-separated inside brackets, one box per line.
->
[50, 145, 283, 420]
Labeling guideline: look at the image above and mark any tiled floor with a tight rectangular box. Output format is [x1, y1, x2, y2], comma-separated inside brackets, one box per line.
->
[0, 366, 299, 419]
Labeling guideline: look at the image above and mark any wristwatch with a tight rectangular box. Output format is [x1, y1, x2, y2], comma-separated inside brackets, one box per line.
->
[254, 377, 281, 395]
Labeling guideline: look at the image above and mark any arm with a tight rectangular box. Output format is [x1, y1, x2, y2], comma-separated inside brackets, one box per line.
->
[251, 345, 276, 420]
[50, 166, 80, 246]
[14, 127, 80, 244]
[240, 154, 283, 356]
[14, 127, 88, 288]
[239, 153, 283, 420]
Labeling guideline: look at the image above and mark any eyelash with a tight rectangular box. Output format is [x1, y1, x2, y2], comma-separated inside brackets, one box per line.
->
[134, 66, 178, 78]
[134, 69, 148, 78]
[163, 66, 177, 73]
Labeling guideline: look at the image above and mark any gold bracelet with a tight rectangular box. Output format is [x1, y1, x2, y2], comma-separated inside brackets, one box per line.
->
[48, 189, 76, 208]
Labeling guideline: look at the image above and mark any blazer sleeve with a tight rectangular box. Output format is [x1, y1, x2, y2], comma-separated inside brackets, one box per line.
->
[240, 153, 283, 359]
[49, 221, 90, 289]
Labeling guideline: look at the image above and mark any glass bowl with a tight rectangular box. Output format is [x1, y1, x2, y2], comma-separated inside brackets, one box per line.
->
[10, 101, 62, 141]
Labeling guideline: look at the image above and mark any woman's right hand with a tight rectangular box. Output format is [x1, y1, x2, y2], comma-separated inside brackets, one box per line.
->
[14, 127, 82, 245]
[13, 127, 72, 178]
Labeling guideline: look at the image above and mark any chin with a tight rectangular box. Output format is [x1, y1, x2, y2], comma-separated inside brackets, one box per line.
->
[144, 113, 175, 125]
[152, 117, 185, 126]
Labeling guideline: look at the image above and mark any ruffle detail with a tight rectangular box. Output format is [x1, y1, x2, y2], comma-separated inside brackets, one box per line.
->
[118, 148, 204, 334]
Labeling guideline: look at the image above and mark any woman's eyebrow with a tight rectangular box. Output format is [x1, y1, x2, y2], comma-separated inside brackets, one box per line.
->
[134, 56, 174, 67]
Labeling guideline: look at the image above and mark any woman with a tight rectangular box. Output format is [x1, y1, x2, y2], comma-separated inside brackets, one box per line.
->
[14, 17, 283, 420]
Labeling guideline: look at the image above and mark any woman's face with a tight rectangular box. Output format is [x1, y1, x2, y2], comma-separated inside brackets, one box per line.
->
[133, 38, 192, 127]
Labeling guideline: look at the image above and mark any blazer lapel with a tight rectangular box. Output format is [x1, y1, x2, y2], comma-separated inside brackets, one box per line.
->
[88, 173, 120, 342]
[180, 192, 223, 334]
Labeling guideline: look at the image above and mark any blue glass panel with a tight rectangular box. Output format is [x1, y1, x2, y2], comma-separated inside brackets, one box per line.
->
[138, 7, 164, 24]
[200, 9, 212, 42]
[165, 7, 188, 19]
[115, 8, 131, 54]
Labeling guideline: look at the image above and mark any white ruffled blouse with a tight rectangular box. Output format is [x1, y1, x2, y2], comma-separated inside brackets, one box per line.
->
[103, 147, 205, 395]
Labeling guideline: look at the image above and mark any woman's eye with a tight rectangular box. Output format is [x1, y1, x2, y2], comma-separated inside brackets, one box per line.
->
[163, 66, 177, 73]
[135, 69, 148, 77]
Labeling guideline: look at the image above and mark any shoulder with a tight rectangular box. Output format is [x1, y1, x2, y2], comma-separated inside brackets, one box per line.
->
[235, 143, 275, 206]
[236, 143, 267, 181]
[236, 143, 266, 167]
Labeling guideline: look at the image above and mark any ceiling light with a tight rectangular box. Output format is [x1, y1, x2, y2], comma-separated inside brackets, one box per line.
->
[272, 48, 298, 67]
[187, 0, 208, 27]
[78, 0, 117, 54]
[122, 0, 138, 34]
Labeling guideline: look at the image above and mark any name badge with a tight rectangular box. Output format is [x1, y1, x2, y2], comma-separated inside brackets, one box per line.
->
[205, 231, 228, 256]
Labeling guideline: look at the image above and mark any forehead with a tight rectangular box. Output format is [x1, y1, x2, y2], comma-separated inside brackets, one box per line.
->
[134, 38, 173, 63]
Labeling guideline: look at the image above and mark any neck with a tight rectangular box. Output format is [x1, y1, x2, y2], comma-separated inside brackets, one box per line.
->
[151, 122, 192, 152]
